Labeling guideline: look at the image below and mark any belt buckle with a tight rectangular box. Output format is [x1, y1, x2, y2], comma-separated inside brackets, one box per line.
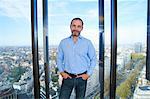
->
[69, 74, 76, 78]
[73, 74, 77, 78]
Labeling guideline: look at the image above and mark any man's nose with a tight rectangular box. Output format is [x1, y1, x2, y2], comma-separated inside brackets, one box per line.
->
[74, 26, 79, 30]
[74, 26, 77, 29]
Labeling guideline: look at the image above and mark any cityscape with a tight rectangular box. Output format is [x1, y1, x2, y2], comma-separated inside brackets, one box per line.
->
[0, 0, 150, 99]
[0, 42, 150, 98]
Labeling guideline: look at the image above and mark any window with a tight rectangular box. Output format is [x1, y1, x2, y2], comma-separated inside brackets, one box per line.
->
[49, 0, 99, 98]
[116, 0, 147, 98]
[0, 0, 33, 98]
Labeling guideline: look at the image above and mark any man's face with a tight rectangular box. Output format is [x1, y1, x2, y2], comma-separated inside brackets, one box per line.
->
[70, 20, 83, 37]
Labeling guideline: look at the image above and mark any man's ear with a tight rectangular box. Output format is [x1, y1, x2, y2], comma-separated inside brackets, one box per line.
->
[81, 26, 83, 31]
[70, 24, 72, 29]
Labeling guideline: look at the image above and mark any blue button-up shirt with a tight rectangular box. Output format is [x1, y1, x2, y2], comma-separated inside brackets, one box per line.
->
[57, 35, 96, 76]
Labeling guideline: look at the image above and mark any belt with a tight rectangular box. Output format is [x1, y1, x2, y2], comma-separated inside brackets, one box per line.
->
[64, 71, 87, 78]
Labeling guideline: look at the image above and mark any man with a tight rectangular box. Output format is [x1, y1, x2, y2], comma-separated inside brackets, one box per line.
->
[57, 18, 96, 99]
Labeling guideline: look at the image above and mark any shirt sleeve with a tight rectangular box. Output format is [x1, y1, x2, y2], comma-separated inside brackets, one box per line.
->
[56, 41, 64, 72]
[87, 41, 96, 76]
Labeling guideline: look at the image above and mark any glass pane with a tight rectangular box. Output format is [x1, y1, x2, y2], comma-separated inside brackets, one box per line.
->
[49, 0, 99, 98]
[116, 0, 147, 98]
[36, 0, 45, 98]
[0, 0, 33, 98]
[104, 0, 111, 98]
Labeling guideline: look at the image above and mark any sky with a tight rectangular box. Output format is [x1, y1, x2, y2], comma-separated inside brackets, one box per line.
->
[0, 0, 147, 47]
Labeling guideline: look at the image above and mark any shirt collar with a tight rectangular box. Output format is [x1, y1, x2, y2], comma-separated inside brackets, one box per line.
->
[69, 35, 83, 39]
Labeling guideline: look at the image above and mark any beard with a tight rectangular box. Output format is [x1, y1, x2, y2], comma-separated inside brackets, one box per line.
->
[72, 30, 80, 37]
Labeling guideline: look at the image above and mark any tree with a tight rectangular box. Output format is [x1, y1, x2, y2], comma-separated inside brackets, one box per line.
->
[0, 67, 4, 74]
[104, 77, 110, 96]
[51, 75, 59, 82]
[8, 66, 26, 82]
[116, 58, 145, 98]
[125, 62, 132, 70]
[131, 53, 145, 60]
[116, 81, 131, 99]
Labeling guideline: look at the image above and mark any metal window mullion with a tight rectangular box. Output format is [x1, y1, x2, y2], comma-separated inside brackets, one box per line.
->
[43, 0, 50, 98]
[98, 0, 105, 98]
[110, 0, 117, 99]
[146, 0, 150, 81]
[31, 0, 40, 98]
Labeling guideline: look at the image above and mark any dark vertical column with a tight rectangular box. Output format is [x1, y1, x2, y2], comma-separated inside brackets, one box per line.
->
[110, 0, 117, 99]
[146, 0, 150, 81]
[43, 0, 50, 98]
[31, 0, 40, 98]
[98, 0, 105, 98]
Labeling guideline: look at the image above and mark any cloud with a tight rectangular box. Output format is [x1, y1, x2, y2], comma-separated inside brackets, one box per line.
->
[117, 25, 147, 44]
[0, 0, 145, 21]
[82, 28, 99, 46]
[0, 0, 45, 21]
[0, 0, 98, 21]
[48, 1, 69, 17]
[118, 0, 146, 18]
[76, 0, 98, 2]
[87, 9, 98, 19]
[48, 0, 98, 18]
[49, 0, 98, 2]
[0, 0, 30, 21]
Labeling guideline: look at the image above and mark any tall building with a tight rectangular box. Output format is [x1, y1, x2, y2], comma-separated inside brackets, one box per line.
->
[0, 86, 17, 99]
[134, 86, 150, 98]
[133, 67, 150, 98]
[134, 42, 142, 53]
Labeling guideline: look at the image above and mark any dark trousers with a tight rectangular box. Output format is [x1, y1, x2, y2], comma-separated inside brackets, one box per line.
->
[59, 77, 87, 99]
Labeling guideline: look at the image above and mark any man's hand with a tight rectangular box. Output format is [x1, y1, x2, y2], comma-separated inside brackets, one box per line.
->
[60, 72, 72, 79]
[77, 74, 89, 80]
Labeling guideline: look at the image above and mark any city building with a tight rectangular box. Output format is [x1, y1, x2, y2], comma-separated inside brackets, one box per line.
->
[134, 42, 143, 53]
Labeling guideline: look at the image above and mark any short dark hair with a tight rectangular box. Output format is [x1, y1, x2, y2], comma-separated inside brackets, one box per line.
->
[71, 18, 84, 26]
